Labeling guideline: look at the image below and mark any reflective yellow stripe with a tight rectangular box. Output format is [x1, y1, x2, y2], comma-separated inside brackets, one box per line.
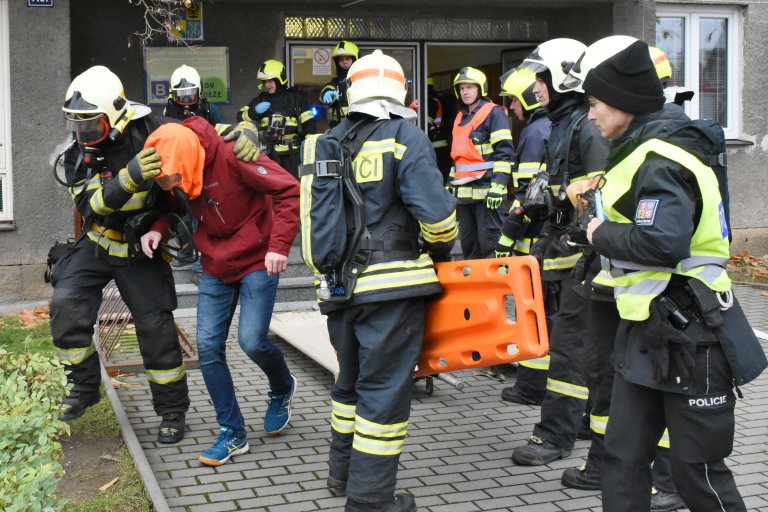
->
[57, 343, 96, 365]
[493, 160, 512, 174]
[489, 128, 512, 145]
[121, 191, 149, 211]
[432, 140, 448, 149]
[300, 110, 314, 124]
[354, 268, 439, 294]
[299, 134, 322, 274]
[519, 355, 550, 370]
[514, 237, 535, 254]
[146, 364, 186, 385]
[542, 253, 582, 271]
[90, 191, 115, 216]
[420, 211, 458, 243]
[455, 185, 490, 200]
[546, 378, 588, 400]
[355, 415, 408, 438]
[331, 400, 356, 434]
[590, 413, 608, 435]
[87, 232, 129, 258]
[352, 434, 405, 456]
[477, 143, 494, 156]
[658, 428, 670, 448]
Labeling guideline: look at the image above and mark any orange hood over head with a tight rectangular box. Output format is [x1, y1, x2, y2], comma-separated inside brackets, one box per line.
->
[144, 123, 206, 200]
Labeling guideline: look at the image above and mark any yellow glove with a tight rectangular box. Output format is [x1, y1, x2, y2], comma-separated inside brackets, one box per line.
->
[495, 234, 514, 258]
[118, 147, 162, 193]
[224, 121, 261, 162]
[486, 182, 507, 210]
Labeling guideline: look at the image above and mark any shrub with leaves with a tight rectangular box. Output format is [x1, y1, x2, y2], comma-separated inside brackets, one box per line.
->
[0, 347, 71, 511]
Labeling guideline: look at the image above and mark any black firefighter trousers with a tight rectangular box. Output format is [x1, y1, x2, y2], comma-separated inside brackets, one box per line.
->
[326, 298, 426, 507]
[531, 278, 589, 449]
[602, 343, 744, 512]
[50, 239, 190, 415]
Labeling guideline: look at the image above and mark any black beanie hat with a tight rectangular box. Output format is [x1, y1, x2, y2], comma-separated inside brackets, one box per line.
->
[583, 40, 665, 114]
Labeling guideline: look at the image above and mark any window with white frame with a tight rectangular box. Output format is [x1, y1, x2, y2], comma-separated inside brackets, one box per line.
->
[656, 5, 741, 138]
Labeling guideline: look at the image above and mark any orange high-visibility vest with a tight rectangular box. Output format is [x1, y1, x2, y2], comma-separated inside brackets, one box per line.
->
[451, 102, 496, 181]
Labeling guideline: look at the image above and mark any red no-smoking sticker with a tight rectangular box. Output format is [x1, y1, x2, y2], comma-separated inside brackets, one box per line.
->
[314, 48, 330, 65]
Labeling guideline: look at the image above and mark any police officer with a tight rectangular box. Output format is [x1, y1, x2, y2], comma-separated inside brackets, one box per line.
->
[495, 66, 553, 405]
[510, 39, 611, 466]
[239, 59, 316, 178]
[580, 37, 766, 511]
[53, 65, 190, 443]
[448, 66, 514, 259]
[300, 50, 457, 511]
[163, 64, 225, 125]
[320, 41, 359, 127]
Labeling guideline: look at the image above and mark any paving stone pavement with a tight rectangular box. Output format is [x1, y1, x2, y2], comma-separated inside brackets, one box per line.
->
[115, 283, 768, 512]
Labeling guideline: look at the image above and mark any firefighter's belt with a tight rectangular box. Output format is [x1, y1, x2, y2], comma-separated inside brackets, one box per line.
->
[299, 160, 342, 178]
[89, 223, 125, 242]
[359, 237, 418, 252]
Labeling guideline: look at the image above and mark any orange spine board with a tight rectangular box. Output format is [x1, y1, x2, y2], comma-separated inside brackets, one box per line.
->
[415, 256, 549, 377]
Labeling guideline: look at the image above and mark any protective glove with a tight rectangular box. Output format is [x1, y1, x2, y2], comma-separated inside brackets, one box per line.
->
[430, 251, 453, 263]
[322, 90, 339, 104]
[118, 147, 162, 193]
[501, 208, 530, 241]
[495, 234, 514, 258]
[254, 101, 271, 114]
[223, 121, 261, 162]
[486, 182, 507, 210]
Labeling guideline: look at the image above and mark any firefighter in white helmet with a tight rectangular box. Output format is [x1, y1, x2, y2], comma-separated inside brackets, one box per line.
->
[164, 64, 225, 125]
[300, 49, 456, 512]
[53, 65, 190, 443]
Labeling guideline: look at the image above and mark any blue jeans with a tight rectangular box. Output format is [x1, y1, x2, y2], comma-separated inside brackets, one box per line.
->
[197, 270, 292, 432]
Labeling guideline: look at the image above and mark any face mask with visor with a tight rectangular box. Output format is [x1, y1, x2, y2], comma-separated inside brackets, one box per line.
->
[64, 112, 110, 146]
[172, 86, 200, 106]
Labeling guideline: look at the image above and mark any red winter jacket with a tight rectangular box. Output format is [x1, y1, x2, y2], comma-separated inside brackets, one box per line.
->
[153, 116, 299, 283]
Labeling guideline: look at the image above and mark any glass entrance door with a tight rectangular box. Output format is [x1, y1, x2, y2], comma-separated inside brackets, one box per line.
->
[287, 41, 419, 133]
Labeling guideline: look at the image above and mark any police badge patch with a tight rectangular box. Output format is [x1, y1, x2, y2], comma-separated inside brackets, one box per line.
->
[635, 199, 659, 226]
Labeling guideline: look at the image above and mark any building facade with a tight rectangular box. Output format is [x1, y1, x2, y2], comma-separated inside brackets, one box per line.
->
[0, 0, 765, 304]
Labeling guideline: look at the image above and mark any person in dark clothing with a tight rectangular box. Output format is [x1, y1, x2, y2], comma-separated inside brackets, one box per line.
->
[320, 40, 359, 127]
[163, 64, 225, 125]
[509, 39, 611, 467]
[448, 66, 514, 260]
[301, 50, 457, 512]
[53, 65, 190, 444]
[495, 66, 553, 405]
[579, 36, 766, 511]
[238, 59, 316, 178]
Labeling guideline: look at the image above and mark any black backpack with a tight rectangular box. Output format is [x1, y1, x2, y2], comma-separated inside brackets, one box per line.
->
[691, 119, 730, 242]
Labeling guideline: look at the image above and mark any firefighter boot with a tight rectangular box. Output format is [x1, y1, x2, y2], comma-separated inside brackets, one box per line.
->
[59, 389, 101, 421]
[511, 435, 571, 465]
[345, 494, 416, 512]
[158, 412, 186, 444]
[561, 463, 601, 490]
[650, 487, 685, 511]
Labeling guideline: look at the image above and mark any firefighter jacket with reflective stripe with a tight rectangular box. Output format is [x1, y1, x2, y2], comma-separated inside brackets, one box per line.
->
[449, 99, 514, 204]
[504, 109, 551, 254]
[428, 91, 448, 150]
[173, 117, 299, 284]
[63, 115, 169, 260]
[594, 137, 731, 321]
[320, 75, 350, 125]
[535, 98, 610, 280]
[301, 114, 457, 313]
[163, 97, 225, 125]
[238, 88, 316, 154]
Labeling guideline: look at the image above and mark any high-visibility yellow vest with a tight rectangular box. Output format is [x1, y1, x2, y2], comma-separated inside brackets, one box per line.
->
[600, 138, 730, 321]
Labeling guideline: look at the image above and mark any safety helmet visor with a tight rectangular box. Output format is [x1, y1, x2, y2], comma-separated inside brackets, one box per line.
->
[64, 112, 110, 145]
[561, 52, 587, 91]
[172, 86, 200, 106]
[518, 59, 548, 76]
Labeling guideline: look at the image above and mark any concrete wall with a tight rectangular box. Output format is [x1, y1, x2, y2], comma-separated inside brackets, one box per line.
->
[0, 0, 72, 304]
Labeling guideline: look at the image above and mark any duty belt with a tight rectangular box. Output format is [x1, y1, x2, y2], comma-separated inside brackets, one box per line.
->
[90, 223, 125, 242]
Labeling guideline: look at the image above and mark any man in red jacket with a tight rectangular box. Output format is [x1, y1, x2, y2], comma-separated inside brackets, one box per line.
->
[140, 117, 300, 466]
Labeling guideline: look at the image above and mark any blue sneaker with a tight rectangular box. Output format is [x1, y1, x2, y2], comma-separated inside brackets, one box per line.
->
[198, 427, 249, 467]
[264, 374, 297, 435]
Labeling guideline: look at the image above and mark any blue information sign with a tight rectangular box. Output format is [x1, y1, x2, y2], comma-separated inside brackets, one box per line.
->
[28, 0, 54, 6]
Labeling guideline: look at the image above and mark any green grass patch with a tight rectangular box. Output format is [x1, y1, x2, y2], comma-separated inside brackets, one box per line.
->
[0, 313, 56, 357]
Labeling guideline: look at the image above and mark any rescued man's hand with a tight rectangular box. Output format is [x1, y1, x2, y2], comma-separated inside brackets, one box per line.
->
[224, 121, 261, 162]
[586, 217, 604, 244]
[265, 251, 288, 277]
[118, 147, 162, 193]
[141, 230, 163, 259]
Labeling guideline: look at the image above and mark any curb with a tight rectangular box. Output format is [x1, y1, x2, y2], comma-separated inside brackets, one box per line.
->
[99, 364, 171, 512]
